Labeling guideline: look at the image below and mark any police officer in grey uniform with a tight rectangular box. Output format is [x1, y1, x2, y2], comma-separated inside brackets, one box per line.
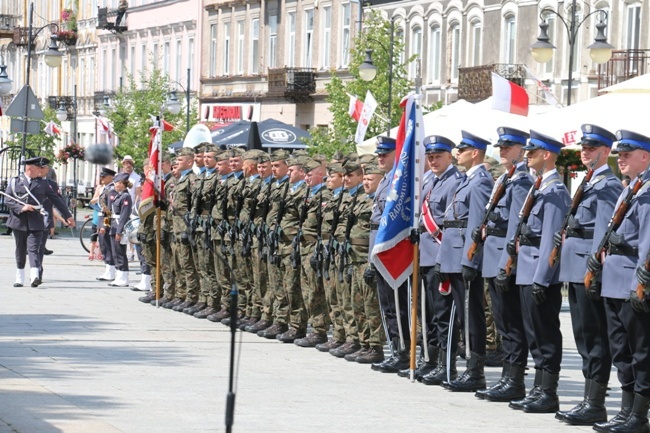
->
[108, 172, 134, 287]
[369, 136, 411, 374]
[507, 130, 570, 414]
[4, 157, 74, 287]
[436, 131, 494, 392]
[477, 127, 533, 402]
[554, 125, 622, 425]
[597, 130, 650, 433]
[411, 136, 465, 383]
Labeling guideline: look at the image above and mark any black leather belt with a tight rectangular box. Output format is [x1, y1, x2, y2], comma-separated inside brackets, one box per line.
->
[566, 228, 594, 239]
[370, 223, 379, 230]
[443, 220, 467, 229]
[608, 244, 638, 256]
[486, 227, 507, 237]
[518, 235, 541, 247]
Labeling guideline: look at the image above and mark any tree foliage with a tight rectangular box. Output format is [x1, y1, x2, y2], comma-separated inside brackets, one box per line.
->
[108, 67, 196, 170]
[306, 11, 413, 157]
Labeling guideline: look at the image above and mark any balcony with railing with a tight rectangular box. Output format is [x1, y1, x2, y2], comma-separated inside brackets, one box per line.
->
[597, 49, 650, 91]
[0, 14, 17, 39]
[97, 7, 127, 34]
[267, 67, 316, 103]
[458, 63, 526, 103]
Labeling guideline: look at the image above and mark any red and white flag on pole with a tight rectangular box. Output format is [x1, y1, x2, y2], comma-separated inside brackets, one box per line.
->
[354, 90, 378, 144]
[140, 116, 174, 218]
[491, 72, 529, 117]
[523, 65, 561, 107]
[348, 94, 365, 122]
[43, 120, 61, 136]
[93, 115, 114, 140]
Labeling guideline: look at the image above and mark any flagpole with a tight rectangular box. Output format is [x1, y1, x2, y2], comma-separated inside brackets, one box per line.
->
[155, 114, 164, 307]
[409, 60, 424, 382]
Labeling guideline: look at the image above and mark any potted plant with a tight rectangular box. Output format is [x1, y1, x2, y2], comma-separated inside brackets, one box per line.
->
[56, 142, 85, 165]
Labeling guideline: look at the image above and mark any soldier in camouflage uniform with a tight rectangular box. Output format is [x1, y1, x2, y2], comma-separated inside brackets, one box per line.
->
[245, 152, 275, 334]
[258, 150, 292, 339]
[294, 159, 331, 348]
[167, 147, 199, 312]
[207, 150, 234, 322]
[315, 162, 347, 352]
[274, 156, 310, 343]
[330, 160, 365, 359]
[349, 163, 386, 364]
[159, 158, 179, 305]
[189, 144, 221, 318]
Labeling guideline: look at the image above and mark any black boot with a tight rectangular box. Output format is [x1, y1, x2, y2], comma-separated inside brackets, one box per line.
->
[564, 380, 608, 425]
[510, 369, 542, 410]
[595, 391, 635, 433]
[399, 346, 438, 379]
[486, 363, 526, 402]
[609, 394, 650, 433]
[556, 379, 590, 421]
[477, 363, 510, 400]
[420, 350, 457, 386]
[443, 352, 486, 392]
[371, 338, 410, 374]
[523, 371, 560, 413]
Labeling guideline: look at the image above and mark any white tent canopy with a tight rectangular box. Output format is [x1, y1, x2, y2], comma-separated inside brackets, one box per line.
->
[357, 99, 557, 156]
[529, 92, 650, 147]
[599, 73, 650, 94]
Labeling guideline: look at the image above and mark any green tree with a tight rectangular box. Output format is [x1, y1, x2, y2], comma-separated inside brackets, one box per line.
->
[306, 11, 413, 157]
[107, 67, 195, 169]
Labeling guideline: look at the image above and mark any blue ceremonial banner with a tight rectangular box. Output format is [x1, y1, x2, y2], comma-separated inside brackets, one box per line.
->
[370, 93, 426, 289]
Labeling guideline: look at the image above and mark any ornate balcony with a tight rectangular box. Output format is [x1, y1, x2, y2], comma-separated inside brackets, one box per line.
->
[0, 14, 17, 39]
[268, 67, 316, 103]
[97, 7, 127, 34]
[597, 49, 650, 90]
[458, 63, 526, 103]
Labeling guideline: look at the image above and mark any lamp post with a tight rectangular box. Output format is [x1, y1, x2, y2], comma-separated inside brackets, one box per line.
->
[10, 2, 64, 171]
[358, 17, 395, 137]
[0, 63, 12, 95]
[56, 84, 78, 222]
[165, 68, 191, 132]
[530, 0, 614, 106]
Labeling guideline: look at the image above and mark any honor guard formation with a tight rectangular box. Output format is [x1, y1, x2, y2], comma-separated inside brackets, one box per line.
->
[6, 125, 650, 433]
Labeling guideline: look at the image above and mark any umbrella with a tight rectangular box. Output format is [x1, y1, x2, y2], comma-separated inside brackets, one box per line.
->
[211, 119, 310, 150]
[212, 121, 253, 148]
[599, 73, 650, 94]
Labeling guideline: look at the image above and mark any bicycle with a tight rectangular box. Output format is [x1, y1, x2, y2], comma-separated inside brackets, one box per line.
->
[79, 216, 96, 254]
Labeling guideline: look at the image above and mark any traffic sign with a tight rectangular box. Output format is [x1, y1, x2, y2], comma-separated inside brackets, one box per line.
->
[5, 85, 44, 119]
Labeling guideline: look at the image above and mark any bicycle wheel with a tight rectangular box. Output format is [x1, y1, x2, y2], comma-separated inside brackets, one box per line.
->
[79, 218, 95, 253]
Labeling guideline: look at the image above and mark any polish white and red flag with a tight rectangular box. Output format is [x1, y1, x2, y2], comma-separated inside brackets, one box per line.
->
[140, 116, 174, 218]
[352, 90, 378, 144]
[43, 120, 61, 136]
[94, 115, 114, 140]
[348, 94, 365, 121]
[491, 72, 529, 117]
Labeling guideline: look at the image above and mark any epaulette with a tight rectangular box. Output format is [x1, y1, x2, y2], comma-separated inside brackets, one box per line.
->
[454, 172, 463, 179]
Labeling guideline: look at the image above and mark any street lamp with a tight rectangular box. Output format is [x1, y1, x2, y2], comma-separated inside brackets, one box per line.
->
[0, 64, 12, 95]
[165, 67, 191, 133]
[530, 0, 614, 106]
[359, 17, 395, 137]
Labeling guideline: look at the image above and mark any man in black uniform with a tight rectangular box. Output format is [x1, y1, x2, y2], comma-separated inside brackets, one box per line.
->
[4, 157, 74, 287]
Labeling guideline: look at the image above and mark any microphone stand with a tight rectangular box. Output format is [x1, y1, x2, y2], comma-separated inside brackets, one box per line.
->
[224, 254, 238, 433]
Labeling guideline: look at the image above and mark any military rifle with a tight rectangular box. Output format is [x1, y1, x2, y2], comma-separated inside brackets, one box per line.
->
[217, 179, 230, 255]
[290, 187, 311, 269]
[204, 177, 218, 251]
[183, 185, 195, 247]
[312, 190, 324, 277]
[467, 159, 518, 261]
[191, 176, 206, 247]
[636, 251, 650, 301]
[269, 180, 290, 266]
[585, 173, 646, 289]
[242, 180, 263, 258]
[323, 190, 345, 281]
[338, 189, 359, 283]
[256, 181, 273, 260]
[504, 169, 544, 276]
[548, 161, 596, 267]
[229, 182, 245, 255]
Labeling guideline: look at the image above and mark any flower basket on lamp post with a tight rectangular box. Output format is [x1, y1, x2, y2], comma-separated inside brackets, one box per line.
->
[56, 30, 77, 46]
[56, 143, 85, 165]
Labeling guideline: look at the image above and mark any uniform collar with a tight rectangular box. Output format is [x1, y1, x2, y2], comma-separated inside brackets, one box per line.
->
[198, 166, 207, 174]
[436, 164, 454, 179]
[275, 174, 289, 185]
[542, 168, 558, 181]
[465, 163, 483, 178]
[180, 168, 193, 180]
[232, 170, 243, 179]
[592, 164, 609, 177]
[263, 175, 274, 184]
[310, 183, 324, 196]
[291, 179, 306, 192]
[333, 186, 343, 196]
[205, 167, 216, 174]
[347, 184, 361, 195]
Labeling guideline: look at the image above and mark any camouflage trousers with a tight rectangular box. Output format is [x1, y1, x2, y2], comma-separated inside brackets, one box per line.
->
[335, 258, 358, 344]
[173, 239, 199, 302]
[249, 245, 268, 320]
[195, 230, 219, 306]
[140, 236, 156, 292]
[231, 242, 253, 316]
[299, 244, 329, 334]
[279, 242, 306, 330]
[211, 239, 231, 309]
[323, 253, 345, 343]
[352, 262, 385, 348]
[484, 280, 499, 351]
[160, 234, 175, 299]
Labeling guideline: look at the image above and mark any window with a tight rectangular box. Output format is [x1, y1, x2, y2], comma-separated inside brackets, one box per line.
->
[111, 47, 117, 89]
[410, 26, 422, 78]
[396, 27, 405, 66]
[130, 45, 135, 76]
[140, 44, 147, 73]
[504, 16, 515, 64]
[176, 40, 182, 81]
[188, 38, 194, 70]
[544, 15, 555, 74]
[304, 9, 314, 66]
[341, 3, 350, 67]
[469, 20, 481, 66]
[626, 4, 641, 50]
[286, 12, 296, 67]
[449, 23, 461, 81]
[152, 43, 158, 69]
[163, 41, 170, 75]
[79, 58, 85, 95]
[89, 56, 95, 93]
[268, 15, 277, 68]
[237, 20, 244, 74]
[223, 22, 231, 75]
[251, 19, 259, 74]
[428, 25, 441, 83]
[321, 6, 331, 68]
[102, 48, 107, 89]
